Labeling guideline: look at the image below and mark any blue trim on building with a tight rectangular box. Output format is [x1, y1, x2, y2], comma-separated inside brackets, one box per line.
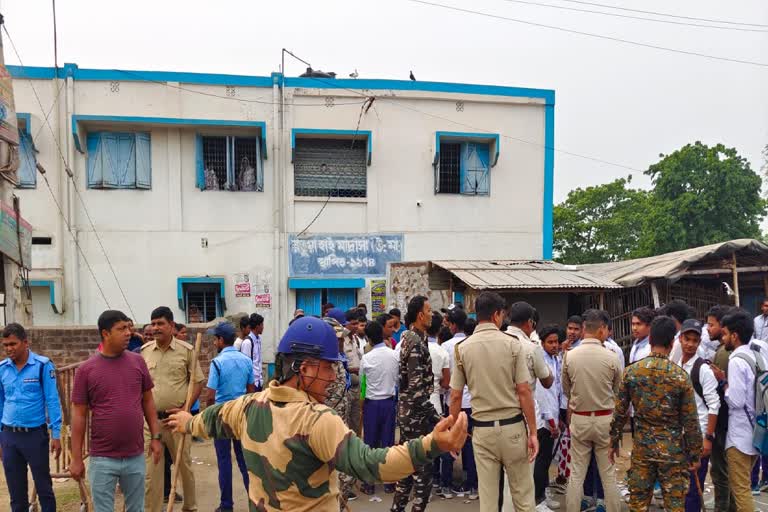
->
[542, 104, 555, 260]
[288, 278, 366, 290]
[29, 280, 55, 305]
[16, 113, 32, 136]
[291, 128, 373, 165]
[8, 64, 554, 104]
[434, 131, 500, 167]
[72, 115, 267, 155]
[177, 277, 226, 310]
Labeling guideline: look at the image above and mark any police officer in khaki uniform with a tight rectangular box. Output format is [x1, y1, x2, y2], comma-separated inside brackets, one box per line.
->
[450, 292, 539, 512]
[562, 309, 622, 512]
[142, 307, 205, 512]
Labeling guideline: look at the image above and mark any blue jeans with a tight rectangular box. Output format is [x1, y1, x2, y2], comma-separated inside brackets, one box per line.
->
[88, 454, 145, 512]
[214, 439, 249, 509]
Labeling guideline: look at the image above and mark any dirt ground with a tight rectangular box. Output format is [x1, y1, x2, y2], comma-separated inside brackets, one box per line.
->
[3, 434, 768, 511]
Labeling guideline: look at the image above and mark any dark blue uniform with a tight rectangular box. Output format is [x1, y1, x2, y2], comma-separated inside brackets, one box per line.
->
[0, 350, 62, 512]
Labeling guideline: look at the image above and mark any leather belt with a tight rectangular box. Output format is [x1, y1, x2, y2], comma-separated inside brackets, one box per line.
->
[1, 424, 46, 433]
[573, 410, 613, 417]
[473, 415, 524, 428]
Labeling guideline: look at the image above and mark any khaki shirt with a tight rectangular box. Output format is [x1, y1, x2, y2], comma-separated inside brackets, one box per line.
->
[507, 326, 551, 390]
[562, 338, 621, 412]
[451, 322, 532, 422]
[342, 332, 362, 371]
[141, 338, 205, 412]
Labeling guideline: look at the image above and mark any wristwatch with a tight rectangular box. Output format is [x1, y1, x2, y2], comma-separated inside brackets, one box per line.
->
[151, 433, 162, 440]
[705, 433, 716, 442]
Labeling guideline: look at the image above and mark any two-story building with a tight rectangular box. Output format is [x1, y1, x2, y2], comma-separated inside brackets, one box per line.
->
[10, 62, 554, 360]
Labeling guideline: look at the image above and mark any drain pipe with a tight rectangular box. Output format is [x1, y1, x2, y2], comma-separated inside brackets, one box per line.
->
[64, 69, 80, 323]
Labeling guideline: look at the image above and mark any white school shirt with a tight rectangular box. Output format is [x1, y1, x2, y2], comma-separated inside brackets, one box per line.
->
[239, 332, 262, 387]
[725, 344, 758, 455]
[536, 351, 561, 430]
[755, 315, 768, 341]
[427, 338, 450, 413]
[669, 332, 683, 365]
[604, 338, 625, 373]
[234, 337, 243, 351]
[674, 354, 720, 435]
[697, 329, 719, 361]
[360, 343, 399, 399]
[629, 336, 651, 364]
[442, 332, 471, 409]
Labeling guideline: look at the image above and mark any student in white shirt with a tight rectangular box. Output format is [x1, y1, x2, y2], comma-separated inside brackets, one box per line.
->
[426, 313, 450, 415]
[239, 313, 264, 390]
[754, 298, 768, 341]
[233, 316, 250, 351]
[673, 319, 720, 512]
[629, 307, 654, 366]
[359, 320, 399, 495]
[713, 309, 761, 512]
[663, 299, 692, 363]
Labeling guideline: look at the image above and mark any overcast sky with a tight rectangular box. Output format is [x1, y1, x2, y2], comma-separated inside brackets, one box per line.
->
[2, 0, 767, 202]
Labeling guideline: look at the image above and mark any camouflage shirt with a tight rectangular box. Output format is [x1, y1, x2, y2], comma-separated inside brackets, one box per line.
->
[398, 328, 442, 426]
[186, 382, 442, 512]
[610, 353, 702, 463]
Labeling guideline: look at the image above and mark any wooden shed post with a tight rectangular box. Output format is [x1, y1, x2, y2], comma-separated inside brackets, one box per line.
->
[650, 282, 661, 308]
[732, 252, 741, 307]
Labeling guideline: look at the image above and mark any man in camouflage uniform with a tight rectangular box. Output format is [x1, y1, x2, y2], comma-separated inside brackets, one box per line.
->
[391, 296, 443, 512]
[165, 316, 469, 512]
[322, 313, 356, 510]
[610, 315, 702, 512]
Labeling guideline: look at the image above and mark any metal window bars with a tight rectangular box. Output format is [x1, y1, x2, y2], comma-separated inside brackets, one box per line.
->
[293, 138, 367, 198]
[202, 135, 262, 191]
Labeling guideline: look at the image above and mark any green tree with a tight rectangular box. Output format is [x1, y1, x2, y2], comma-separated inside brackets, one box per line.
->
[553, 177, 649, 264]
[637, 142, 765, 256]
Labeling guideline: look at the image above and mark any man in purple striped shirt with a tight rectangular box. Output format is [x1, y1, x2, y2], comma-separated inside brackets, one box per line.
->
[70, 310, 163, 512]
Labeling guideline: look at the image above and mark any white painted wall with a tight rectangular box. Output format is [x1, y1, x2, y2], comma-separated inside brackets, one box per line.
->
[12, 67, 550, 362]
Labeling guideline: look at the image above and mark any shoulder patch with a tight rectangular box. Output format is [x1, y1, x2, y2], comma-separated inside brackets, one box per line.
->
[32, 353, 51, 365]
[176, 339, 194, 350]
[502, 331, 520, 341]
[141, 341, 156, 351]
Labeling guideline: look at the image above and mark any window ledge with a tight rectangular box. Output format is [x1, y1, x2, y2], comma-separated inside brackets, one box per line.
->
[293, 196, 368, 204]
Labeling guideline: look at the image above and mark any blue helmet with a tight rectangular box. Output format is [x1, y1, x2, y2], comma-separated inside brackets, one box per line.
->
[277, 316, 342, 362]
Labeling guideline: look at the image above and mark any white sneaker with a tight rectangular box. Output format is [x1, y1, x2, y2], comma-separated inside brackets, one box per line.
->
[546, 498, 561, 510]
[536, 502, 555, 512]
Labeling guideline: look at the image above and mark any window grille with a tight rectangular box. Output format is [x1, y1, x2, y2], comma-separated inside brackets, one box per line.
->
[199, 135, 262, 191]
[294, 138, 367, 198]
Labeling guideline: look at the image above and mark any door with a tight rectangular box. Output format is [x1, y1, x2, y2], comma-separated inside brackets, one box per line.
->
[296, 289, 322, 317]
[328, 289, 357, 313]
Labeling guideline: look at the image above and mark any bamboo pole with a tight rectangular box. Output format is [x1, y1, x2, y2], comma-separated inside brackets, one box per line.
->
[166, 333, 202, 512]
[732, 252, 741, 307]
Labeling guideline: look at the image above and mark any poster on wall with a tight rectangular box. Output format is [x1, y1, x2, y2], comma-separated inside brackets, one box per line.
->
[0, 202, 31, 268]
[254, 293, 272, 308]
[370, 279, 387, 318]
[235, 282, 251, 298]
[288, 234, 404, 277]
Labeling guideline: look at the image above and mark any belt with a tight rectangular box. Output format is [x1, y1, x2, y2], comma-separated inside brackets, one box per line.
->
[573, 410, 613, 417]
[473, 415, 524, 428]
[1, 424, 47, 433]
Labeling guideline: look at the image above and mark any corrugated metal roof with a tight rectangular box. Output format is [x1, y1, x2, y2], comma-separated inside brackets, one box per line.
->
[431, 260, 622, 290]
[577, 238, 768, 287]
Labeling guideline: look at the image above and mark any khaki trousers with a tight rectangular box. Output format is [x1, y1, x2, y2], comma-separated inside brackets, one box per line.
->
[473, 420, 535, 512]
[726, 447, 757, 512]
[144, 426, 197, 512]
[566, 414, 620, 512]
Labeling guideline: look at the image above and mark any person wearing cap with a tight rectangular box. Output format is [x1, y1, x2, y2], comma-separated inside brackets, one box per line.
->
[450, 292, 539, 512]
[670, 318, 720, 512]
[562, 309, 621, 512]
[206, 322, 256, 512]
[164, 316, 470, 512]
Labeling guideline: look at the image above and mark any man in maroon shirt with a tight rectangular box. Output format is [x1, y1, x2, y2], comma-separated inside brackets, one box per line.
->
[70, 310, 163, 512]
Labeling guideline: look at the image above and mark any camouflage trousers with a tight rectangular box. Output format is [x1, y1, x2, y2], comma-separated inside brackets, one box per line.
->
[628, 454, 688, 512]
[326, 386, 355, 511]
[391, 423, 433, 512]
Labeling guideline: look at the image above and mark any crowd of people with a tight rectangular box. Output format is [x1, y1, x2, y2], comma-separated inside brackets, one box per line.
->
[2, 293, 768, 512]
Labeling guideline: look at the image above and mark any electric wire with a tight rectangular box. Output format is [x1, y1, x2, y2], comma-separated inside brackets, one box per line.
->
[406, 0, 768, 68]
[496, 0, 768, 32]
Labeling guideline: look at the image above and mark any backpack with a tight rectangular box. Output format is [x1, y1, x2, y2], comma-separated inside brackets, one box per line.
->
[732, 344, 768, 455]
[691, 358, 715, 408]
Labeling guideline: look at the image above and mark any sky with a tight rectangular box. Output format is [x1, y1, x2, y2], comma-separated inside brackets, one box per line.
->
[2, 0, 767, 203]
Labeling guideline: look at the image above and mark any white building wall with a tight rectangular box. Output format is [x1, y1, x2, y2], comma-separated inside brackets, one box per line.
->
[11, 65, 553, 362]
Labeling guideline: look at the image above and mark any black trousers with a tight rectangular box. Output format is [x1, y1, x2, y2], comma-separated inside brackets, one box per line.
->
[534, 427, 556, 503]
[0, 428, 56, 512]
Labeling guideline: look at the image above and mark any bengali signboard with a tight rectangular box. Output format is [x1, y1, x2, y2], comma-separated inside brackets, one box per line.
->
[0, 202, 31, 268]
[0, 65, 19, 145]
[288, 234, 403, 277]
[370, 279, 387, 318]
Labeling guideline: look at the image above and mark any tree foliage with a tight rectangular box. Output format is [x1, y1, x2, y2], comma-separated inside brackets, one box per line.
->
[554, 142, 766, 264]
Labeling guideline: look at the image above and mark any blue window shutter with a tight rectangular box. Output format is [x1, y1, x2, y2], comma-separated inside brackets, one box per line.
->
[328, 289, 356, 313]
[296, 289, 322, 317]
[135, 132, 151, 189]
[460, 142, 490, 195]
[196, 134, 205, 189]
[101, 133, 121, 188]
[86, 133, 104, 188]
[17, 130, 37, 188]
[116, 134, 137, 187]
